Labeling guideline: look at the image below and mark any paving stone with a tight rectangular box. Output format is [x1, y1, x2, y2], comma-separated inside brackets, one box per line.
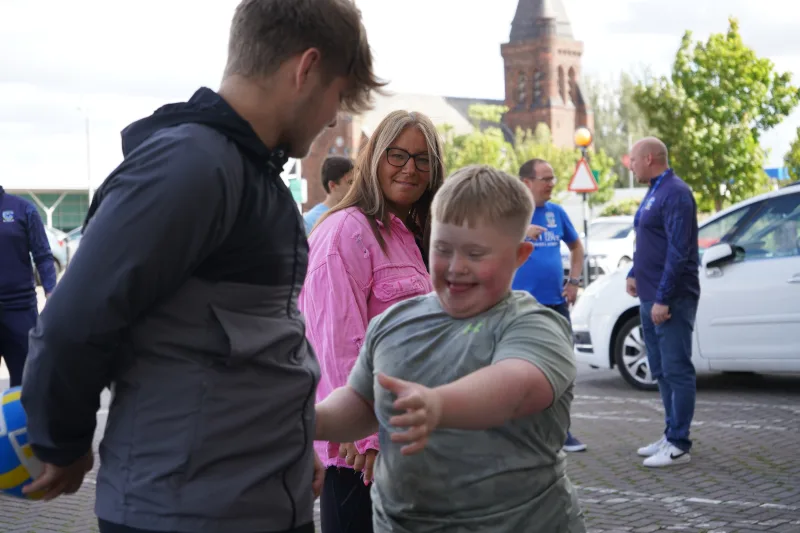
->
[2, 369, 799, 532]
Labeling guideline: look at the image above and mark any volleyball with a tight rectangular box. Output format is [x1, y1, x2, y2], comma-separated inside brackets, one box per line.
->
[0, 387, 44, 499]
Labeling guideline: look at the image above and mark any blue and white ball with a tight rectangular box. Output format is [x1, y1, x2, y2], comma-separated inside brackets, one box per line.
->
[0, 387, 44, 499]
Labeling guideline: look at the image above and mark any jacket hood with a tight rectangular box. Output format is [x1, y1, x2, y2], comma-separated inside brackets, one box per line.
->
[121, 87, 288, 169]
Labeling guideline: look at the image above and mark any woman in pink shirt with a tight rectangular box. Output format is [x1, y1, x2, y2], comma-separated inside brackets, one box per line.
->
[300, 110, 444, 533]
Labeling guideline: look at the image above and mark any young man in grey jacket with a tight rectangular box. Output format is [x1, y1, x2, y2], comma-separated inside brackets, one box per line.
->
[20, 1, 384, 532]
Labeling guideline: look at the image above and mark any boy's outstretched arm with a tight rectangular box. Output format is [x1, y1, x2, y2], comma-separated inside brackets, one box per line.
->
[315, 386, 379, 443]
[383, 311, 575, 451]
[382, 359, 552, 437]
[436, 359, 552, 430]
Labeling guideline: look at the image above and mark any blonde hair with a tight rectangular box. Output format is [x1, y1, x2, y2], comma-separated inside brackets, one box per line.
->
[432, 165, 534, 242]
[224, 0, 385, 114]
[315, 110, 446, 255]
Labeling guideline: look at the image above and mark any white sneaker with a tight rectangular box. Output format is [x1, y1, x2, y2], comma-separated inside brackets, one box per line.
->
[642, 443, 691, 468]
[637, 436, 667, 457]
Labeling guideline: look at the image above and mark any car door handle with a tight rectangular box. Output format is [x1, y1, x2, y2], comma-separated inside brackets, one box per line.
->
[789, 274, 800, 284]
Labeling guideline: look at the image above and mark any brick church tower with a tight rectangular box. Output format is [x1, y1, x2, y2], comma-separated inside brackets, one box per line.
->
[500, 0, 593, 148]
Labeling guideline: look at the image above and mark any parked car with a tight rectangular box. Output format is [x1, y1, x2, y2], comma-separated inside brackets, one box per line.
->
[33, 227, 68, 286]
[44, 227, 68, 274]
[65, 226, 83, 263]
[571, 182, 800, 390]
[561, 216, 635, 281]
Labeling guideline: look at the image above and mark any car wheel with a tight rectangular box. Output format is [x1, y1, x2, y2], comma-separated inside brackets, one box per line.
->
[613, 315, 658, 391]
[618, 256, 632, 268]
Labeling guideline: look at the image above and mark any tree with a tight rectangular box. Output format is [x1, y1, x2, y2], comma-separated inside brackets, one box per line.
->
[784, 127, 800, 181]
[600, 198, 641, 217]
[439, 113, 619, 208]
[585, 71, 653, 188]
[635, 18, 800, 211]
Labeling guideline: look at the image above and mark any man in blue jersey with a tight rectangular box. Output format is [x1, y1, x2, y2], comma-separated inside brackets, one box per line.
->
[513, 158, 586, 452]
[627, 137, 699, 468]
[0, 186, 57, 386]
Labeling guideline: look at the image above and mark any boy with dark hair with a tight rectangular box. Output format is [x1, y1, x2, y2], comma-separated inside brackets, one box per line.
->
[304, 156, 354, 234]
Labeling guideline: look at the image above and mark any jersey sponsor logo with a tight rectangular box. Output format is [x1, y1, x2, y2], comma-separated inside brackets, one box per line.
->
[1, 210, 14, 223]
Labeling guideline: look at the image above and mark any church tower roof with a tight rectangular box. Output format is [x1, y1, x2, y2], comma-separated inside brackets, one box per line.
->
[509, 0, 574, 42]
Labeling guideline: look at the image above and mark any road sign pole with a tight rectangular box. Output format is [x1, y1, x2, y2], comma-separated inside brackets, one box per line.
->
[571, 128, 597, 289]
[581, 147, 590, 288]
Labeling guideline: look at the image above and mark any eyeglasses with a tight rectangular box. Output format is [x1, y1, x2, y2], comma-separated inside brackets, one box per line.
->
[523, 175, 558, 185]
[385, 147, 431, 172]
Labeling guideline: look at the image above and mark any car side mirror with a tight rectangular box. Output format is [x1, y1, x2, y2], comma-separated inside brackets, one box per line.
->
[702, 242, 736, 268]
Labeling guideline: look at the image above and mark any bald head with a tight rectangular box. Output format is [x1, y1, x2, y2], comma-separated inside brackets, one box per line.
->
[630, 136, 670, 183]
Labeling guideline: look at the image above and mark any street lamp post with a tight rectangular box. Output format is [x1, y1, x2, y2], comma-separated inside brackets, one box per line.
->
[574, 127, 593, 288]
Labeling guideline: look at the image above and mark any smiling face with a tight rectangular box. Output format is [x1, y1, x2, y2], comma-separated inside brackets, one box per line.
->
[377, 126, 431, 218]
[431, 219, 533, 319]
[521, 161, 556, 206]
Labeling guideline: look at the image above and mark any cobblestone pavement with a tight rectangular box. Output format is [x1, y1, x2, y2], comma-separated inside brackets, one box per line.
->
[3, 364, 798, 533]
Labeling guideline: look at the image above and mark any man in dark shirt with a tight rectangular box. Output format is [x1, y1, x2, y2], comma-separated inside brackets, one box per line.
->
[626, 137, 700, 468]
[0, 186, 57, 386]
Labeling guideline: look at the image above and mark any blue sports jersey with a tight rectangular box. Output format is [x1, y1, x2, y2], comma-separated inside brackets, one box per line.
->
[512, 202, 579, 306]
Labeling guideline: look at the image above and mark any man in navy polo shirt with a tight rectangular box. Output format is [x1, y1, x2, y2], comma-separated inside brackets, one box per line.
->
[0, 186, 57, 386]
[627, 137, 700, 468]
[514, 158, 587, 453]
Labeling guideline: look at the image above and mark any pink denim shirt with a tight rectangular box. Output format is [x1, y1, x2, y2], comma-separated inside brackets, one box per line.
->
[300, 207, 432, 469]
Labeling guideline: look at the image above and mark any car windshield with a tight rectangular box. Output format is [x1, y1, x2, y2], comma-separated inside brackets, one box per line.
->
[590, 221, 632, 240]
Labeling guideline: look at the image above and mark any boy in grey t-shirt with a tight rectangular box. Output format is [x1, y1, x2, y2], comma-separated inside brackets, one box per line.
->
[315, 165, 586, 533]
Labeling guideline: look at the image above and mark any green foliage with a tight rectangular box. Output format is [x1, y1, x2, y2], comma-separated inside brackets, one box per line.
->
[467, 104, 508, 125]
[600, 198, 641, 217]
[634, 18, 800, 211]
[585, 71, 654, 188]
[784, 126, 800, 181]
[439, 116, 620, 207]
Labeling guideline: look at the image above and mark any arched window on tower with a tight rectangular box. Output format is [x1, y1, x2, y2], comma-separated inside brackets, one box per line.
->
[568, 67, 577, 105]
[516, 71, 527, 107]
[533, 69, 543, 107]
[558, 67, 566, 103]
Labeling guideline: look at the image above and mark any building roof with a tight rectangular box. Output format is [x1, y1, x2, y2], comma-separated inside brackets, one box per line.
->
[509, 0, 573, 42]
[357, 91, 515, 144]
[358, 92, 477, 137]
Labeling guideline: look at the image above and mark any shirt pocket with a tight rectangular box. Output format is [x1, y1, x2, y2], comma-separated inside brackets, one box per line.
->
[371, 270, 429, 307]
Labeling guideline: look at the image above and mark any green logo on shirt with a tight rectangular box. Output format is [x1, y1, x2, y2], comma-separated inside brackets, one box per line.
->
[463, 322, 484, 334]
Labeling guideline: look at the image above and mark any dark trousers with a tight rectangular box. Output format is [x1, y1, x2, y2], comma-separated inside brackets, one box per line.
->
[640, 298, 699, 453]
[320, 466, 373, 533]
[98, 519, 314, 533]
[545, 302, 571, 326]
[0, 305, 37, 386]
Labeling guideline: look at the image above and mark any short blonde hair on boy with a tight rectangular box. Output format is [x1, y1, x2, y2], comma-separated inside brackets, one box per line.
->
[432, 165, 534, 241]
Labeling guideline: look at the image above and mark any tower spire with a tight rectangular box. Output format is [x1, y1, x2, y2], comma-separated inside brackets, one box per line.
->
[509, 0, 573, 42]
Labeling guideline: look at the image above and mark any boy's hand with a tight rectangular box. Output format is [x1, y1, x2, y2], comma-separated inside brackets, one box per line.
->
[526, 224, 547, 241]
[338, 443, 378, 484]
[378, 373, 442, 456]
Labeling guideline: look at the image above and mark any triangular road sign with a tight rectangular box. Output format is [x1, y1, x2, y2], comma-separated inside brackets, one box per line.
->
[568, 158, 599, 193]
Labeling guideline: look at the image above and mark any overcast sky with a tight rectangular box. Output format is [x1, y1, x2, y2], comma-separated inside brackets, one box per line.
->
[2, 0, 800, 190]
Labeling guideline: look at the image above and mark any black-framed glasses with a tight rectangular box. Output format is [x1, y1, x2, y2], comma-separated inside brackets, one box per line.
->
[386, 147, 431, 172]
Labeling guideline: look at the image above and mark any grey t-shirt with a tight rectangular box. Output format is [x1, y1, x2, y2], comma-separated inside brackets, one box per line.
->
[348, 291, 586, 533]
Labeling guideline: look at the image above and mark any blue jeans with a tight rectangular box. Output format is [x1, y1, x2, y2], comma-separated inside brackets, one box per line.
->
[639, 298, 698, 453]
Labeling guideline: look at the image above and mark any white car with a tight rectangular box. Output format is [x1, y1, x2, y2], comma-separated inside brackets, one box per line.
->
[571, 183, 800, 390]
[561, 216, 635, 281]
